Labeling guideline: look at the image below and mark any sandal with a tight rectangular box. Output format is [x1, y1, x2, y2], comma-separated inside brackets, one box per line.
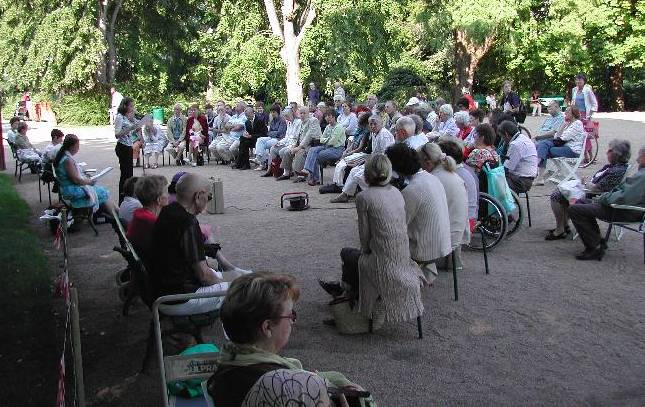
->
[548, 225, 571, 234]
[151, 164, 159, 169]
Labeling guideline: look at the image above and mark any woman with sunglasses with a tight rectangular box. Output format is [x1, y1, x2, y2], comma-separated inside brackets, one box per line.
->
[207, 272, 373, 407]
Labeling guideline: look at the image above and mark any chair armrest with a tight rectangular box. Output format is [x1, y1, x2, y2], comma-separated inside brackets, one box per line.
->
[610, 204, 645, 212]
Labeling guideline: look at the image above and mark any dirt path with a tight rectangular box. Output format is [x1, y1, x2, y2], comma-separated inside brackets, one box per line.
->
[4, 115, 645, 406]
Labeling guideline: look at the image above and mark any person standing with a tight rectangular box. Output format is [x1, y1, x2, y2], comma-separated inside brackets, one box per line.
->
[114, 97, 146, 204]
[500, 80, 525, 123]
[307, 82, 320, 106]
[110, 87, 123, 125]
[333, 81, 346, 102]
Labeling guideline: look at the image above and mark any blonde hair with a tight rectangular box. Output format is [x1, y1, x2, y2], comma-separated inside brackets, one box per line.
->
[364, 153, 392, 186]
[419, 142, 456, 172]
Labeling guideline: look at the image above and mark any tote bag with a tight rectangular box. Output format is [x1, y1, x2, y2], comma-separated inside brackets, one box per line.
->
[483, 163, 517, 214]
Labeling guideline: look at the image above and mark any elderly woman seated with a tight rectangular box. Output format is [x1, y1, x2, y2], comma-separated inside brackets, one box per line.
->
[277, 106, 321, 181]
[534, 106, 586, 185]
[454, 111, 472, 141]
[150, 174, 249, 316]
[318, 111, 370, 194]
[126, 175, 168, 260]
[431, 104, 459, 139]
[207, 272, 372, 407]
[319, 154, 424, 330]
[54, 134, 116, 216]
[386, 143, 452, 282]
[142, 122, 167, 169]
[13, 121, 42, 169]
[419, 142, 468, 269]
[545, 139, 631, 240]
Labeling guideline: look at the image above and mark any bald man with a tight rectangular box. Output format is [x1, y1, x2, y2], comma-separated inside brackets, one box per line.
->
[151, 173, 247, 315]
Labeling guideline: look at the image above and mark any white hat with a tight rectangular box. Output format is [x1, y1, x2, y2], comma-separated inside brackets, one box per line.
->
[333, 95, 344, 102]
[406, 97, 420, 106]
[317, 102, 326, 108]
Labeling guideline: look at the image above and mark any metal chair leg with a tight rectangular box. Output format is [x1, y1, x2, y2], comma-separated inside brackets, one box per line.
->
[604, 224, 613, 243]
[87, 209, 99, 236]
[38, 174, 42, 202]
[524, 192, 532, 227]
[368, 318, 373, 333]
[452, 250, 458, 301]
[416, 316, 423, 339]
[480, 226, 490, 275]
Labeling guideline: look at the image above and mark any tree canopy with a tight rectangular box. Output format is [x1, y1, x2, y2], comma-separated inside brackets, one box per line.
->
[0, 0, 642, 123]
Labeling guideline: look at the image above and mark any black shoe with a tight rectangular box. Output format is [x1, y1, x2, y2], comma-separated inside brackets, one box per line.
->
[318, 279, 344, 297]
[319, 183, 342, 194]
[322, 318, 336, 327]
[600, 238, 607, 250]
[575, 247, 605, 261]
[277, 174, 291, 181]
[175, 159, 182, 166]
[548, 225, 571, 235]
[545, 231, 568, 241]
[261, 171, 273, 177]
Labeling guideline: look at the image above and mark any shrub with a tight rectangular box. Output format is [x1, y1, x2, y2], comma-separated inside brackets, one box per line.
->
[51, 92, 110, 126]
[377, 67, 427, 106]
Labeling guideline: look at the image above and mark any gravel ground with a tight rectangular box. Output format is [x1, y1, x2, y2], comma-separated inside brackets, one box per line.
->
[3, 114, 645, 406]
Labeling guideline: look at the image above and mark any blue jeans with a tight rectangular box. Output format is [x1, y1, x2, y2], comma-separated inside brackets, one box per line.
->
[304, 145, 344, 182]
[536, 139, 578, 168]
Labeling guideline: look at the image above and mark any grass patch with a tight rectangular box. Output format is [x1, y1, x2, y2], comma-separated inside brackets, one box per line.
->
[0, 174, 57, 404]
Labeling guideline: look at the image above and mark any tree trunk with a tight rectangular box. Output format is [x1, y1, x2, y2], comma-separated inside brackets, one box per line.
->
[96, 2, 108, 84]
[106, 27, 117, 84]
[96, 0, 123, 85]
[608, 64, 624, 112]
[281, 46, 304, 105]
[453, 29, 495, 102]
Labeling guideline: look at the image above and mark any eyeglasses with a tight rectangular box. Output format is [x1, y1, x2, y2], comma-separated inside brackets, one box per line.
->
[272, 309, 297, 323]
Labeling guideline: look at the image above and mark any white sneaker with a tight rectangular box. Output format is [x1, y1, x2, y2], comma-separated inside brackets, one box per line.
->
[191, 162, 197, 167]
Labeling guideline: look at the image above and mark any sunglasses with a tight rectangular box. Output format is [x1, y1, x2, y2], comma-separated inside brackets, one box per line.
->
[272, 309, 297, 323]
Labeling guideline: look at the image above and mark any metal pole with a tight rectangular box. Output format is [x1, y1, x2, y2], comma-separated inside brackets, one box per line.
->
[70, 288, 86, 407]
[0, 105, 6, 170]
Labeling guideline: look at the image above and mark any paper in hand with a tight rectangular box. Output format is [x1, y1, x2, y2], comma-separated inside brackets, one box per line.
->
[90, 166, 113, 181]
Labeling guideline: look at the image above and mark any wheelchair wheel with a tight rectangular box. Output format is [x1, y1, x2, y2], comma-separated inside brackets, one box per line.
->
[468, 192, 507, 251]
[579, 135, 599, 168]
[505, 190, 524, 238]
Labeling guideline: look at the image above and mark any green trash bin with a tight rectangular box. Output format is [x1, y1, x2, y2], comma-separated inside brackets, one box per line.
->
[152, 107, 164, 125]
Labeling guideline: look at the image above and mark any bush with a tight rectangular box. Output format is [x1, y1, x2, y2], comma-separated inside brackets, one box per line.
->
[377, 67, 427, 106]
[624, 76, 645, 111]
[51, 92, 110, 126]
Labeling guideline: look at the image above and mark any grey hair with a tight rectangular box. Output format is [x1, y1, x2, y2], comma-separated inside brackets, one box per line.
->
[408, 114, 423, 134]
[454, 111, 470, 125]
[367, 114, 383, 125]
[173, 103, 183, 111]
[608, 139, 631, 164]
[364, 153, 392, 187]
[135, 175, 168, 207]
[419, 142, 456, 172]
[439, 104, 454, 117]
[395, 116, 415, 137]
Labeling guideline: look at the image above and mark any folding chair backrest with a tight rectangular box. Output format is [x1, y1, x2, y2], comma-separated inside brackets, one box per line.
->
[547, 133, 587, 184]
[164, 352, 219, 383]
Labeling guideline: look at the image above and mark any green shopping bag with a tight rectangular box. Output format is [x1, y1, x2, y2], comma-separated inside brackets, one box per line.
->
[483, 163, 517, 214]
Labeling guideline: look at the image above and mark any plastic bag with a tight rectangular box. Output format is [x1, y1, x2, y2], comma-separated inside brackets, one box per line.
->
[483, 164, 517, 214]
[557, 179, 585, 202]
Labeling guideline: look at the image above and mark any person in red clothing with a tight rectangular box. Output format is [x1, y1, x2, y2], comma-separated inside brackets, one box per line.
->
[461, 87, 476, 111]
[454, 111, 472, 141]
[127, 175, 169, 260]
[185, 104, 208, 166]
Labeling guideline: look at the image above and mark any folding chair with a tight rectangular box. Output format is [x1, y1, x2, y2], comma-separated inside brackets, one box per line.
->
[546, 134, 588, 184]
[153, 291, 226, 407]
[5, 138, 32, 182]
[604, 204, 645, 264]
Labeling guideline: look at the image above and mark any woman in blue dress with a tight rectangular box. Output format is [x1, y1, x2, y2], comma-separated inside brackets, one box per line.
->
[53, 134, 115, 214]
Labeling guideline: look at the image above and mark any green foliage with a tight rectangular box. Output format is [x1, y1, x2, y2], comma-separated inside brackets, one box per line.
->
[51, 92, 110, 126]
[377, 68, 426, 103]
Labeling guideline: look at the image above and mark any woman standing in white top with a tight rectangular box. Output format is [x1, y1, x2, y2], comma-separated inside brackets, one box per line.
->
[337, 102, 358, 137]
[114, 97, 146, 204]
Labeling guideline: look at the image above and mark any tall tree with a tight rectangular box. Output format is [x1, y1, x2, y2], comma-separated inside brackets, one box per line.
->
[97, 0, 124, 85]
[263, 0, 316, 104]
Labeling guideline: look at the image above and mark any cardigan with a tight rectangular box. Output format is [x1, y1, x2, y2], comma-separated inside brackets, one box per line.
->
[401, 171, 452, 262]
[430, 166, 468, 248]
[356, 185, 424, 323]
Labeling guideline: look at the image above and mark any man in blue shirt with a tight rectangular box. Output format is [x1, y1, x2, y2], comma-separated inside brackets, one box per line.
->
[534, 101, 565, 141]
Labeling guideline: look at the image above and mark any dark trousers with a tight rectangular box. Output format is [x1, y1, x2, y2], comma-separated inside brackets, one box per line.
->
[235, 136, 255, 168]
[568, 198, 642, 250]
[340, 247, 361, 296]
[505, 171, 534, 194]
[115, 142, 133, 204]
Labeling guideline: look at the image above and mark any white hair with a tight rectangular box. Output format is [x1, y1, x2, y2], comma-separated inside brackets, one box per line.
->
[395, 116, 415, 137]
[439, 104, 454, 117]
[454, 111, 470, 125]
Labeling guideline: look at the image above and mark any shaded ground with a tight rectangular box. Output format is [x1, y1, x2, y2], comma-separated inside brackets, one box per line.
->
[3, 115, 645, 406]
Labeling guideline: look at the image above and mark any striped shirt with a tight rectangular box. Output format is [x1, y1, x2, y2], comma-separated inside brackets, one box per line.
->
[504, 132, 538, 177]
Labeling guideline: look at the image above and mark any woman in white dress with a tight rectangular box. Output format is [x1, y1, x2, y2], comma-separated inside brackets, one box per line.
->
[142, 122, 167, 168]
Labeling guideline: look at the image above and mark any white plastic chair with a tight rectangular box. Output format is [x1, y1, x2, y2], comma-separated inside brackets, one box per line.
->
[604, 204, 645, 264]
[545, 134, 588, 184]
[153, 291, 226, 407]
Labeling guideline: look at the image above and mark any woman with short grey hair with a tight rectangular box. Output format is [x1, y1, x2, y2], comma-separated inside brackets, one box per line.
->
[545, 139, 631, 240]
[319, 153, 424, 330]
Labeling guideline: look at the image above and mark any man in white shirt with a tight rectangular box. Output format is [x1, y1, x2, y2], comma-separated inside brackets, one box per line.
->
[110, 87, 123, 125]
[499, 120, 538, 193]
[330, 115, 394, 203]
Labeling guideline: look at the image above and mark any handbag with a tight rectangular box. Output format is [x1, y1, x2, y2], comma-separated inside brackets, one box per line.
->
[552, 138, 566, 147]
[329, 297, 384, 335]
[270, 156, 282, 177]
[483, 163, 517, 214]
[557, 179, 585, 202]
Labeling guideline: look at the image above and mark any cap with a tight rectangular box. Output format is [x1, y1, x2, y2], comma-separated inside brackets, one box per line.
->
[317, 102, 326, 108]
[406, 97, 420, 106]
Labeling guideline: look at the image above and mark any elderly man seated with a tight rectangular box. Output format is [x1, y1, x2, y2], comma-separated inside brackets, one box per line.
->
[150, 173, 248, 315]
[277, 106, 321, 180]
[498, 120, 538, 194]
[568, 146, 645, 261]
[406, 114, 430, 148]
[534, 100, 565, 141]
[329, 114, 394, 203]
[262, 108, 301, 177]
[384, 100, 402, 134]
